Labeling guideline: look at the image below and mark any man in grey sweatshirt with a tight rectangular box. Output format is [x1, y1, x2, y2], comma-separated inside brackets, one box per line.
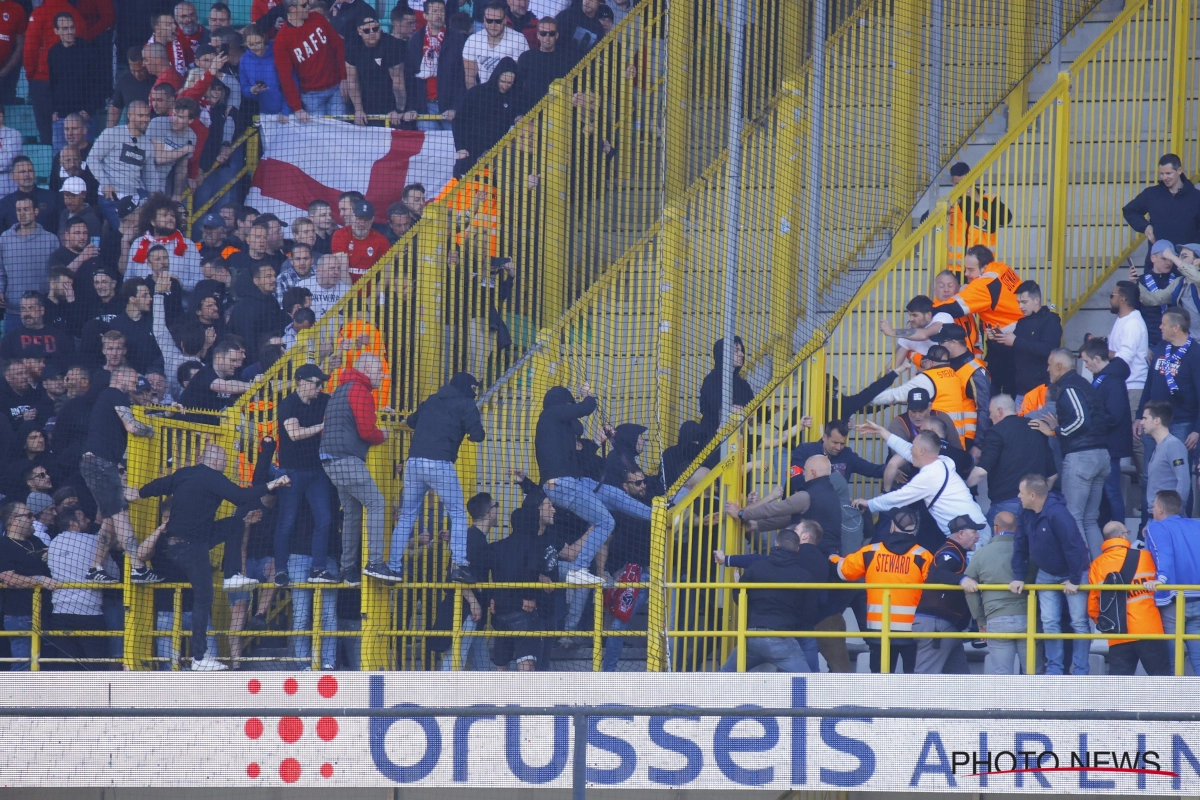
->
[962, 510, 1037, 674]
[1141, 401, 1191, 527]
[90, 100, 152, 231]
[0, 197, 59, 306]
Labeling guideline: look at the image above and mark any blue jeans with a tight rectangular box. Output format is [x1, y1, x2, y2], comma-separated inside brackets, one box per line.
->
[338, 618, 361, 669]
[602, 585, 648, 671]
[301, 86, 342, 116]
[1036, 570, 1091, 674]
[154, 611, 218, 670]
[417, 101, 450, 131]
[720, 631, 813, 672]
[1103, 456, 1126, 524]
[228, 556, 275, 605]
[391, 458, 469, 569]
[103, 591, 124, 659]
[543, 477, 613, 573]
[797, 636, 820, 671]
[288, 554, 339, 668]
[274, 467, 335, 575]
[5, 615, 32, 670]
[441, 615, 492, 671]
[985, 496, 1024, 529]
[1159, 598, 1200, 675]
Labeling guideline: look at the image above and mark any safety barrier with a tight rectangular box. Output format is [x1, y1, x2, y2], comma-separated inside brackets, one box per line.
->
[669, 582, 1200, 677]
[661, 0, 1200, 668]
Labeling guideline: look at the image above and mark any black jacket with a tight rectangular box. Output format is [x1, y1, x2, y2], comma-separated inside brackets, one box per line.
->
[798, 475, 843, 559]
[1123, 177, 1200, 261]
[227, 288, 289, 364]
[603, 422, 645, 486]
[535, 386, 596, 482]
[488, 524, 543, 615]
[1011, 306, 1062, 394]
[516, 46, 576, 113]
[976, 413, 1056, 502]
[699, 337, 753, 441]
[0, 378, 52, 432]
[661, 419, 703, 489]
[915, 537, 971, 628]
[139, 464, 273, 544]
[1138, 337, 1200, 436]
[1093, 357, 1134, 460]
[452, 57, 521, 177]
[109, 312, 165, 375]
[741, 547, 819, 632]
[556, 1, 606, 57]
[1050, 369, 1109, 456]
[405, 372, 485, 462]
[403, 25, 467, 115]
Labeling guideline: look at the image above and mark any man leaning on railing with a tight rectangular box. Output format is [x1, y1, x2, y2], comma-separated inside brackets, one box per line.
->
[1144, 489, 1200, 674]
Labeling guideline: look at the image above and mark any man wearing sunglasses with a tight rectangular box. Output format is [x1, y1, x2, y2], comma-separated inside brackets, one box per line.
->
[345, 14, 405, 126]
[327, 0, 376, 40]
[462, 2, 527, 89]
[516, 17, 574, 112]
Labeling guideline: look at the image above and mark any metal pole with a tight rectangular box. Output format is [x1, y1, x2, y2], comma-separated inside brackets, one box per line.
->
[802, 0, 828, 318]
[926, 0, 943, 180]
[720, 0, 749, 437]
[572, 712, 588, 800]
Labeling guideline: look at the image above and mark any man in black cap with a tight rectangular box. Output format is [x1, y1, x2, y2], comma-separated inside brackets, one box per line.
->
[911, 513, 982, 674]
[273, 364, 339, 586]
[886, 386, 959, 447]
[345, 13, 406, 126]
[869, 343, 973, 448]
[256, 213, 290, 270]
[331, 199, 391, 284]
[930, 322, 992, 451]
[197, 212, 236, 260]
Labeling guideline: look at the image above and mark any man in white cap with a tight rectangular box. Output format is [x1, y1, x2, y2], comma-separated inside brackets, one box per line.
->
[56, 175, 102, 240]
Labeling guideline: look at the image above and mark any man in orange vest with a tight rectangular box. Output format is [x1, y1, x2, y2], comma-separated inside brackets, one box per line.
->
[869, 345, 974, 447]
[941, 245, 1023, 398]
[834, 505, 932, 673]
[946, 162, 1011, 273]
[930, 323, 992, 452]
[1088, 521, 1170, 675]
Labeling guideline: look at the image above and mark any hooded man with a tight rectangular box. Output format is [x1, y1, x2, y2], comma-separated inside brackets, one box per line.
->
[391, 372, 486, 582]
[603, 422, 662, 495]
[451, 55, 521, 178]
[698, 336, 753, 445]
[535, 383, 652, 584]
[660, 419, 703, 490]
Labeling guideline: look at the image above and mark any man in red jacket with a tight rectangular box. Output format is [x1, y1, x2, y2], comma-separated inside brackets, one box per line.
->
[25, 0, 112, 145]
[332, 199, 391, 283]
[275, 0, 346, 121]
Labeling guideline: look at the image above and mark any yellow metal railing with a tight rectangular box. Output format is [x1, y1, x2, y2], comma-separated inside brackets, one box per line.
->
[662, 0, 1199, 668]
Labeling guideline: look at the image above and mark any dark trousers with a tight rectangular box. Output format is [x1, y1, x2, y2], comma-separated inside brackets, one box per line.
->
[47, 613, 109, 670]
[27, 79, 53, 145]
[274, 467, 335, 573]
[163, 522, 245, 662]
[867, 639, 917, 673]
[1107, 639, 1172, 676]
[986, 341, 1016, 396]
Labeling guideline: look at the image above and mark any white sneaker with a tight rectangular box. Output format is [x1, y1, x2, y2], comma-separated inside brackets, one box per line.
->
[191, 657, 229, 671]
[223, 573, 259, 590]
[563, 568, 603, 585]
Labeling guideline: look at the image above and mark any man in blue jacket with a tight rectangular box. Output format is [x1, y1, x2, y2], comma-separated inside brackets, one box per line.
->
[790, 418, 886, 493]
[1010, 473, 1092, 675]
[1081, 338, 1133, 526]
[1145, 489, 1200, 673]
[391, 372, 484, 583]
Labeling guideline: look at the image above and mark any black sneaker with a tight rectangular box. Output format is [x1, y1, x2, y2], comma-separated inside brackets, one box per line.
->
[85, 567, 119, 584]
[339, 569, 362, 587]
[131, 566, 164, 584]
[247, 613, 267, 631]
[448, 564, 476, 583]
[274, 572, 290, 588]
[309, 569, 339, 583]
[363, 561, 402, 582]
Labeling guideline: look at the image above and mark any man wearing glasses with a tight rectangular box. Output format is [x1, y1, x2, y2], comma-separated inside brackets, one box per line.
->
[462, 2, 528, 89]
[516, 17, 574, 112]
[275, 0, 346, 123]
[345, 13, 405, 126]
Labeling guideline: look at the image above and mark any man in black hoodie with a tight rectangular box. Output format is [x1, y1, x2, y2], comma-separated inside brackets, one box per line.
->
[391, 372, 485, 582]
[660, 420, 703, 489]
[452, 56, 521, 178]
[1081, 338, 1134, 527]
[911, 514, 981, 674]
[228, 263, 290, 365]
[717, 527, 820, 672]
[535, 382, 652, 584]
[487, 501, 554, 670]
[698, 337, 753, 446]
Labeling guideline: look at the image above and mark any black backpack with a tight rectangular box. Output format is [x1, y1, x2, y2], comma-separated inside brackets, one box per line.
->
[1095, 548, 1141, 635]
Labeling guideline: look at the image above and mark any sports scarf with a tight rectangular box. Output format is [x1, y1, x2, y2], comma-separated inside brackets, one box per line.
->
[131, 230, 190, 264]
[1161, 336, 1194, 395]
[604, 563, 644, 623]
[1144, 270, 1173, 312]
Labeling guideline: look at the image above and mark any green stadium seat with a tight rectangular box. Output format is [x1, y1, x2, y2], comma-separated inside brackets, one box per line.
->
[4, 104, 37, 141]
[26, 143, 52, 186]
[227, 0, 252, 25]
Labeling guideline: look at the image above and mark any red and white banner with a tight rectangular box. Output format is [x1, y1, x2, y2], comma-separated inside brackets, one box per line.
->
[246, 118, 455, 225]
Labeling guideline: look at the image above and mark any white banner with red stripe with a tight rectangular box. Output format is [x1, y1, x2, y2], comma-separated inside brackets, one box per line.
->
[245, 118, 456, 225]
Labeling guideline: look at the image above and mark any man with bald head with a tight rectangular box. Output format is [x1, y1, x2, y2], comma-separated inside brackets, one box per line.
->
[962, 510, 1035, 673]
[143, 42, 184, 92]
[726, 454, 844, 559]
[139, 443, 291, 670]
[1032, 347, 1110, 557]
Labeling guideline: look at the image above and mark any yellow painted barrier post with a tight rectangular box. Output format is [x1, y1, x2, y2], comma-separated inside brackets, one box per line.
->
[932, 200, 949, 277]
[1168, 0, 1191, 157]
[880, 589, 891, 674]
[1025, 587, 1038, 676]
[647, 497, 669, 672]
[890, 0, 922, 214]
[773, 79, 805, 341]
[312, 589, 324, 671]
[450, 588, 464, 671]
[1175, 588, 1186, 676]
[1006, 0, 1031, 130]
[592, 586, 605, 671]
[663, 0, 693, 203]
[658, 213, 684, 447]
[1048, 75, 1071, 311]
[540, 82, 572, 323]
[30, 590, 41, 671]
[413, 202, 447, 404]
[736, 586, 748, 672]
[805, 346, 827, 426]
[172, 588, 184, 670]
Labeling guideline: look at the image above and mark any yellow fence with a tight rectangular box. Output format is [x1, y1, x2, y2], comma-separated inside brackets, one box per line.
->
[661, 0, 1200, 669]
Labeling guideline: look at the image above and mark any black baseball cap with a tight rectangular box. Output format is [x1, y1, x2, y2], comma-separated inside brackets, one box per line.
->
[948, 514, 986, 533]
[949, 161, 971, 177]
[200, 212, 224, 229]
[256, 213, 287, 227]
[353, 200, 375, 220]
[907, 387, 931, 411]
[931, 323, 967, 343]
[295, 364, 329, 383]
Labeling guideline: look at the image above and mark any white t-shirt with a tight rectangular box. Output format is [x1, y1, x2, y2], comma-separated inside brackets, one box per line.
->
[1109, 309, 1149, 390]
[297, 276, 349, 319]
[462, 28, 529, 83]
[897, 311, 955, 356]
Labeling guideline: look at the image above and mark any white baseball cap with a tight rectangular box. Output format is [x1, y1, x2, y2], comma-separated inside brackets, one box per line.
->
[61, 176, 87, 194]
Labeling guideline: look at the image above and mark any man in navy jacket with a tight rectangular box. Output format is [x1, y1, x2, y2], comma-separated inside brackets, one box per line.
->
[1081, 338, 1134, 526]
